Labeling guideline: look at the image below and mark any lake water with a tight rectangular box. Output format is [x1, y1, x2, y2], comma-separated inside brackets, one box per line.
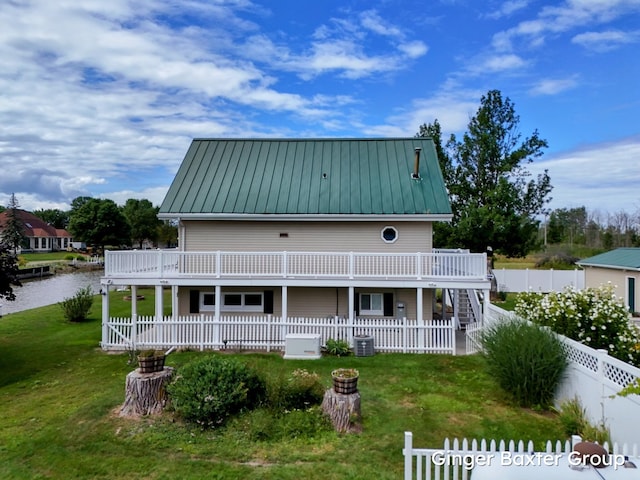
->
[0, 270, 104, 315]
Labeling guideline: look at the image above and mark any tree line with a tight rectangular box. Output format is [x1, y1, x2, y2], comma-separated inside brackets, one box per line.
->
[0, 195, 177, 254]
[543, 206, 640, 250]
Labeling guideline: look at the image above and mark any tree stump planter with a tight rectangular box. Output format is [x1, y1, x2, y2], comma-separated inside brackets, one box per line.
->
[119, 367, 174, 417]
[321, 389, 361, 433]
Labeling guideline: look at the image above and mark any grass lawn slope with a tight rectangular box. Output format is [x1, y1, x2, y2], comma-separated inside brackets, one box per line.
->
[0, 289, 565, 479]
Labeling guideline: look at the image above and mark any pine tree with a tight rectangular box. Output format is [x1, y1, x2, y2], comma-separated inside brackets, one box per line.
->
[2, 194, 26, 254]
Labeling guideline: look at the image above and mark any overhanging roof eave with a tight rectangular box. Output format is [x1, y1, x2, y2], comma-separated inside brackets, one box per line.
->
[158, 213, 453, 222]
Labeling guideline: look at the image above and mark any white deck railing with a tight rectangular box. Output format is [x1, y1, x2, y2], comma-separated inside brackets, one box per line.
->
[104, 250, 488, 280]
[102, 315, 455, 354]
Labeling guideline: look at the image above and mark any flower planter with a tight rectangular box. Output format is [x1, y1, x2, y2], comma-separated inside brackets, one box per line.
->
[137, 352, 166, 373]
[332, 368, 359, 394]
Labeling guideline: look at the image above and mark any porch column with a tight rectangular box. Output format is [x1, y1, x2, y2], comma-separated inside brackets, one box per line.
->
[483, 288, 490, 326]
[281, 286, 288, 322]
[171, 285, 178, 319]
[101, 284, 110, 350]
[417, 288, 424, 351]
[131, 285, 138, 319]
[416, 287, 423, 322]
[215, 285, 221, 321]
[453, 289, 459, 329]
[155, 285, 163, 320]
[441, 288, 447, 320]
[348, 286, 355, 323]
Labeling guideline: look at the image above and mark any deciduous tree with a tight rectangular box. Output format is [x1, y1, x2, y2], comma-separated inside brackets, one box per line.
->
[68, 197, 131, 251]
[32, 208, 70, 229]
[122, 199, 161, 248]
[419, 90, 552, 256]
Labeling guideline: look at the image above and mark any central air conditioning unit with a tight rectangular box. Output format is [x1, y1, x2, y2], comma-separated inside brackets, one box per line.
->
[283, 333, 322, 359]
[354, 335, 375, 357]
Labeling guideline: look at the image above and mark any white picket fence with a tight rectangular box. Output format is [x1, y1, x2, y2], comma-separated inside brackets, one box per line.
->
[102, 315, 455, 354]
[403, 432, 640, 480]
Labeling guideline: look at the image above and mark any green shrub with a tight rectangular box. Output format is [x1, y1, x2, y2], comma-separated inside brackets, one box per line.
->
[64, 254, 75, 261]
[515, 284, 640, 366]
[481, 318, 567, 408]
[59, 285, 94, 322]
[557, 397, 610, 444]
[167, 355, 266, 428]
[534, 253, 579, 269]
[325, 338, 351, 356]
[266, 368, 325, 412]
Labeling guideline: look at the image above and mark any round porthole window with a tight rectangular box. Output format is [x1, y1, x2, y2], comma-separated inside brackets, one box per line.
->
[381, 226, 398, 243]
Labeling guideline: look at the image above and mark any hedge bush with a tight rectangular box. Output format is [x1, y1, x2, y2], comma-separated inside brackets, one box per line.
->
[168, 355, 266, 428]
[266, 368, 325, 412]
[59, 285, 94, 322]
[515, 284, 640, 366]
[481, 318, 567, 408]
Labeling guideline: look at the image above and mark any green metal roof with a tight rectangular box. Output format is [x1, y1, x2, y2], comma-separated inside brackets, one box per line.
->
[159, 138, 452, 219]
[577, 248, 640, 271]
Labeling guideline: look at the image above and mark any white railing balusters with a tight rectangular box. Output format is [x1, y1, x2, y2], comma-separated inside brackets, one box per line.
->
[105, 250, 488, 280]
[102, 314, 456, 354]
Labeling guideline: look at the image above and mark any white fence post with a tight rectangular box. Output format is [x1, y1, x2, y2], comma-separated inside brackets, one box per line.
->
[404, 431, 413, 480]
[402, 317, 408, 354]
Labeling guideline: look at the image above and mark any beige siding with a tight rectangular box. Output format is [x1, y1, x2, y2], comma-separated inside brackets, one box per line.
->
[182, 220, 432, 253]
[178, 286, 433, 320]
[584, 267, 640, 312]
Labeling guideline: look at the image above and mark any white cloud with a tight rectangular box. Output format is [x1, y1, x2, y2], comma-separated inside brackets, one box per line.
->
[529, 76, 579, 95]
[492, 0, 640, 51]
[466, 53, 527, 75]
[572, 29, 640, 51]
[486, 0, 530, 19]
[241, 9, 428, 80]
[531, 136, 640, 212]
[367, 87, 482, 138]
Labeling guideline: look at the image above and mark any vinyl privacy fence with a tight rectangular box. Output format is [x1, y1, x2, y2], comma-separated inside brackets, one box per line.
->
[469, 303, 640, 446]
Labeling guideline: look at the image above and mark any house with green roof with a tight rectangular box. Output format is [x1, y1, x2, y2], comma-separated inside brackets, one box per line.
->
[577, 247, 640, 314]
[100, 138, 491, 353]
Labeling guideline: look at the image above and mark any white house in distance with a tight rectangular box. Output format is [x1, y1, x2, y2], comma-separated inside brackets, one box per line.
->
[577, 247, 640, 314]
[100, 138, 491, 353]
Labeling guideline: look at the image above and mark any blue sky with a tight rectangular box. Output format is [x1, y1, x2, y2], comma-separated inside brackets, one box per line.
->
[1, 0, 639, 220]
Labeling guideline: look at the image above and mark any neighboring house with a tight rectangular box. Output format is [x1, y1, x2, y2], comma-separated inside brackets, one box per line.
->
[577, 247, 640, 314]
[100, 138, 491, 351]
[0, 209, 73, 252]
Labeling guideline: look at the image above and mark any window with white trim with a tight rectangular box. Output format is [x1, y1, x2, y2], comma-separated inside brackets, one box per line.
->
[360, 293, 384, 315]
[199, 292, 216, 311]
[222, 292, 264, 312]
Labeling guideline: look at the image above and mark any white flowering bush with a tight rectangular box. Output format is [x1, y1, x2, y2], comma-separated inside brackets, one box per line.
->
[514, 283, 640, 366]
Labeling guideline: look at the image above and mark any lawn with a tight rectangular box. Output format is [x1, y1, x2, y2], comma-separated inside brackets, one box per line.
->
[0, 290, 566, 479]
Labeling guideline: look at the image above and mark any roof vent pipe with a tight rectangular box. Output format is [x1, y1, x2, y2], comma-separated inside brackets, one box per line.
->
[412, 147, 421, 179]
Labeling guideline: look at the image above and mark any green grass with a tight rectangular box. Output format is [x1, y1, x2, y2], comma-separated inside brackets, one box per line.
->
[0, 291, 566, 479]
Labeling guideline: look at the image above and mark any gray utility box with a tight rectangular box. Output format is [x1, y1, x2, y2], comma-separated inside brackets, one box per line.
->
[283, 333, 322, 359]
[354, 335, 375, 357]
